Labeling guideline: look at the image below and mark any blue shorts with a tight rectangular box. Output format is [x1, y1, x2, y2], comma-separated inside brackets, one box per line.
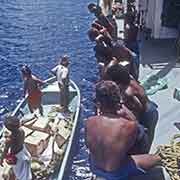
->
[139, 101, 159, 148]
[90, 158, 145, 180]
[140, 101, 159, 129]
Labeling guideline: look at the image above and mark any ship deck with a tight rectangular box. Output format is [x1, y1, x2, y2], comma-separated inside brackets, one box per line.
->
[116, 17, 180, 179]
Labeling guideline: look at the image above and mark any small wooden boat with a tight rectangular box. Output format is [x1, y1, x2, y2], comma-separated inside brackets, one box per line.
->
[0, 76, 81, 180]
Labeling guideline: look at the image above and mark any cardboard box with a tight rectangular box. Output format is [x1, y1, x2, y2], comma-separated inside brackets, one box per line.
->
[21, 126, 33, 137]
[25, 131, 50, 157]
[31, 117, 50, 133]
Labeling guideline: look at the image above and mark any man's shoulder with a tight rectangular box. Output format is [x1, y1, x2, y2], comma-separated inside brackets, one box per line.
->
[19, 128, 25, 135]
[56, 64, 63, 69]
[86, 115, 100, 126]
[130, 80, 144, 92]
[56, 65, 67, 72]
[87, 115, 99, 122]
[114, 117, 137, 136]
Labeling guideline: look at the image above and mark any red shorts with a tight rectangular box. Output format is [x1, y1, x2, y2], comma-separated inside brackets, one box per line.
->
[28, 90, 42, 109]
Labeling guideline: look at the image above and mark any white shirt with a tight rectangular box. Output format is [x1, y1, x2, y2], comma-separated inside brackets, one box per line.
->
[52, 64, 69, 85]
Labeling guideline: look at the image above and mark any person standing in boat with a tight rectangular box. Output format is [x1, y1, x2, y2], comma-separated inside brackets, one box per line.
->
[21, 65, 44, 116]
[85, 81, 161, 180]
[51, 55, 70, 113]
[0, 116, 32, 180]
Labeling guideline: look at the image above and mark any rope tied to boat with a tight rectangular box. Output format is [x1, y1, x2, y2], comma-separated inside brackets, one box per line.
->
[155, 134, 180, 180]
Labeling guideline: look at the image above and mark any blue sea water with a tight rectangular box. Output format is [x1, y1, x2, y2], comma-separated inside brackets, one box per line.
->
[0, 0, 98, 179]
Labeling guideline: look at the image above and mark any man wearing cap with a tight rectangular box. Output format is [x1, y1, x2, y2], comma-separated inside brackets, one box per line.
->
[52, 56, 70, 112]
[88, 3, 117, 39]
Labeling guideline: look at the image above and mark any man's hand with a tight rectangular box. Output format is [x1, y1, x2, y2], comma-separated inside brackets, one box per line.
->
[58, 83, 64, 90]
[95, 34, 104, 43]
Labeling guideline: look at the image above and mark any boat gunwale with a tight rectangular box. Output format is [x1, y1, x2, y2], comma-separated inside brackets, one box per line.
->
[57, 79, 81, 180]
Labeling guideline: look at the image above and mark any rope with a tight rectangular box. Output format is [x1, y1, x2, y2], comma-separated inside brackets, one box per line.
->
[156, 134, 180, 180]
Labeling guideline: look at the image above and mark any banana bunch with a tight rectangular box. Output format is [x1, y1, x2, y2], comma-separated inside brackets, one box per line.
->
[156, 134, 180, 180]
[0, 143, 4, 159]
[51, 106, 64, 113]
[64, 120, 73, 130]
[31, 149, 64, 179]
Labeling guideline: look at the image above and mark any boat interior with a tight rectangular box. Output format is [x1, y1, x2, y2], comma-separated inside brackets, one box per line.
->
[0, 79, 79, 180]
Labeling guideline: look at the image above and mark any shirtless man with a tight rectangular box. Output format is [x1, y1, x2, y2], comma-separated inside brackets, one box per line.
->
[125, 13, 140, 78]
[87, 27, 138, 79]
[0, 116, 32, 180]
[106, 64, 158, 149]
[21, 65, 44, 116]
[88, 28, 113, 79]
[86, 81, 161, 179]
[88, 3, 116, 38]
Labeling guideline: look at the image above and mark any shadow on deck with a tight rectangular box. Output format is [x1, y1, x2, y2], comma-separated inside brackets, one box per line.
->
[138, 38, 180, 180]
[141, 39, 177, 65]
[140, 38, 180, 79]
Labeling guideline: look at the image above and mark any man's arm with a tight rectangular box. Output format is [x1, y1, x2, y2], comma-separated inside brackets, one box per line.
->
[100, 27, 113, 42]
[125, 88, 144, 113]
[133, 82, 149, 111]
[61, 68, 68, 85]
[0, 140, 10, 166]
[98, 14, 114, 34]
[92, 21, 103, 31]
[117, 104, 137, 122]
[23, 80, 28, 98]
[51, 66, 58, 76]
[33, 75, 44, 86]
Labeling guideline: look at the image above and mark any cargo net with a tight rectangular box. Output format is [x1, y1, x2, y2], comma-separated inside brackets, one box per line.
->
[156, 134, 180, 180]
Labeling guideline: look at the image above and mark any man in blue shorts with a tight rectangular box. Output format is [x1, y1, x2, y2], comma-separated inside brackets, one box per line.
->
[85, 81, 161, 180]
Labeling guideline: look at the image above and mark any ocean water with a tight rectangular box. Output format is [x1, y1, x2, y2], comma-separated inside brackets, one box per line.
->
[0, 0, 98, 179]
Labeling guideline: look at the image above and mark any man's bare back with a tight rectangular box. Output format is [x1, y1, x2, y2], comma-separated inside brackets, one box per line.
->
[24, 75, 43, 95]
[86, 113, 138, 172]
[86, 81, 161, 179]
[124, 79, 148, 118]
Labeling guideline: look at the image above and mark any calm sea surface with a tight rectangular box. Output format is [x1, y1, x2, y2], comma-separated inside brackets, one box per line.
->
[0, 0, 98, 179]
